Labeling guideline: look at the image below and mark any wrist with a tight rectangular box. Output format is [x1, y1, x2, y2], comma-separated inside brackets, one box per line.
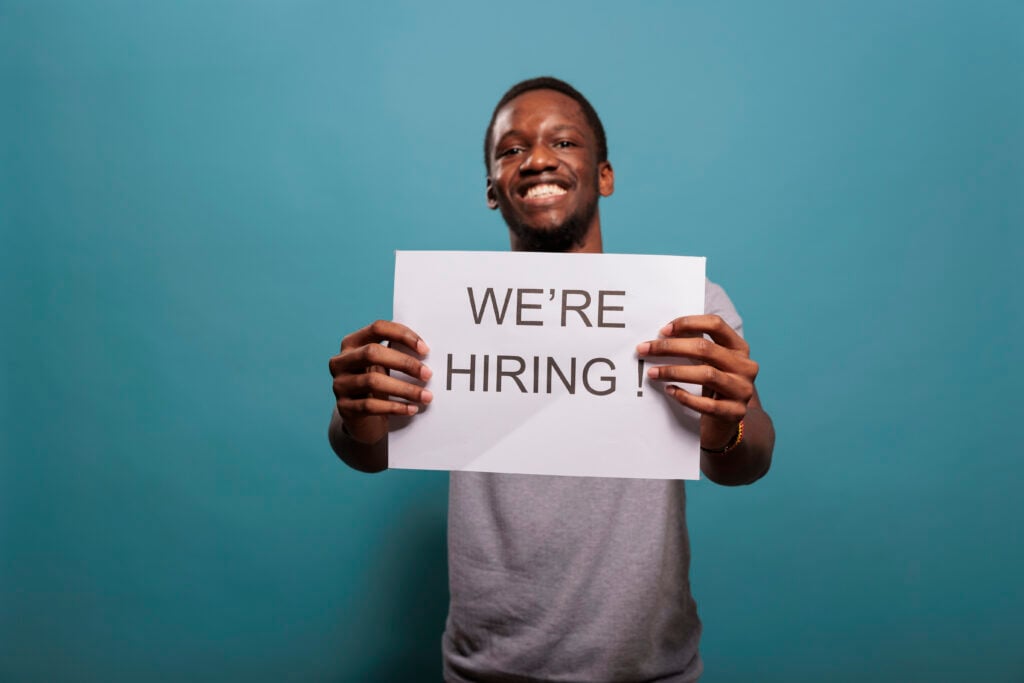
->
[701, 420, 744, 455]
[341, 418, 386, 446]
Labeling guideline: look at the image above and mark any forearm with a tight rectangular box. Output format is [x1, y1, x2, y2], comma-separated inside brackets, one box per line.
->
[328, 409, 389, 473]
[700, 405, 774, 486]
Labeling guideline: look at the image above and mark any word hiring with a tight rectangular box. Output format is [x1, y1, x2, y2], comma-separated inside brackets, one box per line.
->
[446, 354, 616, 396]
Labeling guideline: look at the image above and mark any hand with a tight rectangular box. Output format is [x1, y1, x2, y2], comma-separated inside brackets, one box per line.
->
[636, 314, 759, 450]
[328, 320, 432, 445]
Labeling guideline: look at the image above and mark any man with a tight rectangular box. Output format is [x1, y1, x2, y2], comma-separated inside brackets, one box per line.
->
[328, 77, 774, 682]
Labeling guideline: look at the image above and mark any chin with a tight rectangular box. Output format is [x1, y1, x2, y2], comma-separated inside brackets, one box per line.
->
[500, 200, 597, 252]
[522, 218, 566, 233]
[509, 220, 589, 252]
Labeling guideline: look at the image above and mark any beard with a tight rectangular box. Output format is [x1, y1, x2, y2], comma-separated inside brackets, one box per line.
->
[499, 192, 599, 253]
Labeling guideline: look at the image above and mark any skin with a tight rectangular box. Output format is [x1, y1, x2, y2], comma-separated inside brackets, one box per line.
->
[329, 88, 774, 484]
[485, 89, 613, 253]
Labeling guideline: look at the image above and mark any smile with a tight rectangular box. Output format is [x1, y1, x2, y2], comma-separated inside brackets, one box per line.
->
[524, 183, 568, 199]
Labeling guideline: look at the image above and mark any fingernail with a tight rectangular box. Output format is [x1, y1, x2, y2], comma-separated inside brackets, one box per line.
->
[407, 404, 419, 415]
[421, 389, 433, 404]
[660, 324, 673, 336]
[420, 365, 433, 381]
[647, 367, 658, 379]
[416, 339, 430, 355]
[636, 342, 650, 355]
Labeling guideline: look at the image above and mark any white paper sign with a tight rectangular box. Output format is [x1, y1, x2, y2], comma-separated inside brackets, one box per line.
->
[389, 251, 706, 479]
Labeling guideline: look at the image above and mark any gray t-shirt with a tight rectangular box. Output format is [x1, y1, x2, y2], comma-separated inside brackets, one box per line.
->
[443, 281, 743, 683]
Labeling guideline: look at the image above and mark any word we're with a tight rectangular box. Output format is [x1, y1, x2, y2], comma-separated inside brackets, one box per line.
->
[466, 287, 625, 328]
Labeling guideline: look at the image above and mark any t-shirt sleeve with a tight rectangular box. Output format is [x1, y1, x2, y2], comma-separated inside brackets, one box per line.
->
[704, 279, 744, 339]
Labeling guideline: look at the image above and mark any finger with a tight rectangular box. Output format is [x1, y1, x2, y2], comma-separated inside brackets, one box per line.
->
[341, 320, 429, 355]
[331, 343, 433, 381]
[661, 315, 748, 354]
[664, 385, 747, 421]
[647, 364, 754, 402]
[637, 338, 758, 378]
[338, 396, 422, 417]
[334, 372, 434, 405]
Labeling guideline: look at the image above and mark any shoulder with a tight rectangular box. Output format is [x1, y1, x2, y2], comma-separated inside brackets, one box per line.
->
[705, 278, 744, 338]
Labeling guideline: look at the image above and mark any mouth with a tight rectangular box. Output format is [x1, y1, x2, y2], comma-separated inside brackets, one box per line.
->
[519, 181, 569, 203]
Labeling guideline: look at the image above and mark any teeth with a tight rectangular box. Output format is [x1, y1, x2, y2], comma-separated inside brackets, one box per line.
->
[525, 184, 567, 199]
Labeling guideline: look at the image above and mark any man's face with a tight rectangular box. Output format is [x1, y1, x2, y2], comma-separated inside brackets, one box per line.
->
[487, 89, 614, 252]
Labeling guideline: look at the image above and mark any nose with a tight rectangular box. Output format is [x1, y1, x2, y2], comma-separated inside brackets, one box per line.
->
[520, 144, 557, 173]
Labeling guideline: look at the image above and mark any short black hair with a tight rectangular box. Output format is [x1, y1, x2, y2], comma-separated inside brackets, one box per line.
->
[483, 76, 608, 171]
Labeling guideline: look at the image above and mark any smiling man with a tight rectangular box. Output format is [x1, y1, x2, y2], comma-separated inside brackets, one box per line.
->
[484, 84, 614, 254]
[328, 77, 774, 682]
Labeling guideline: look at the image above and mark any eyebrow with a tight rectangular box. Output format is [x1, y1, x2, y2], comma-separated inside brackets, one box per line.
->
[496, 124, 586, 143]
[548, 124, 584, 134]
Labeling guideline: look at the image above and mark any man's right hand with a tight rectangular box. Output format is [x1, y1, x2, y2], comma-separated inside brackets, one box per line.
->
[328, 320, 433, 446]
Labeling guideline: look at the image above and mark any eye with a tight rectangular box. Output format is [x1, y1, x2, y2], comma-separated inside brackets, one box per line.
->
[498, 146, 524, 158]
[554, 140, 577, 149]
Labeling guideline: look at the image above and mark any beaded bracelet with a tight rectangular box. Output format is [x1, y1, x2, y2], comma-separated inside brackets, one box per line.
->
[701, 420, 744, 454]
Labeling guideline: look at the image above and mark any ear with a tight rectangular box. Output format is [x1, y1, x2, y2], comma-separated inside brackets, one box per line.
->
[486, 177, 499, 210]
[598, 161, 615, 197]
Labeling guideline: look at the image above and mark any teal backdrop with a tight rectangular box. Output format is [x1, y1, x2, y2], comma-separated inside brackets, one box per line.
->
[3, 1, 1022, 681]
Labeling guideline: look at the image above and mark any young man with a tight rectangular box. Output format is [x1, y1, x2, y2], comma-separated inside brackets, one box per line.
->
[329, 77, 774, 682]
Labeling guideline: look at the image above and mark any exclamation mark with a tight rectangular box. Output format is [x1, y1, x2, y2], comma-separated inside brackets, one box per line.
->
[636, 359, 645, 397]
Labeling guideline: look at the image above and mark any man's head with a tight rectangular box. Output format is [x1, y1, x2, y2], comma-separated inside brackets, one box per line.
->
[484, 77, 608, 170]
[484, 77, 614, 253]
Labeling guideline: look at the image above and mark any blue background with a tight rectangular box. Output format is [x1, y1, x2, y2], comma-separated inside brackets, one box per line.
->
[3, 1, 1022, 681]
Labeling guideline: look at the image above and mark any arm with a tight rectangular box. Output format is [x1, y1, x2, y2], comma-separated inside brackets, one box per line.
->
[698, 386, 774, 486]
[328, 407, 389, 473]
[637, 314, 774, 486]
[327, 320, 433, 473]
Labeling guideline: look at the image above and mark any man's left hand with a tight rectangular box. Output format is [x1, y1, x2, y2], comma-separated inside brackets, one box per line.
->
[636, 314, 759, 451]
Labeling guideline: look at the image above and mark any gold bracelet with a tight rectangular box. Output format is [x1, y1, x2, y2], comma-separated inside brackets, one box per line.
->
[701, 420, 744, 454]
